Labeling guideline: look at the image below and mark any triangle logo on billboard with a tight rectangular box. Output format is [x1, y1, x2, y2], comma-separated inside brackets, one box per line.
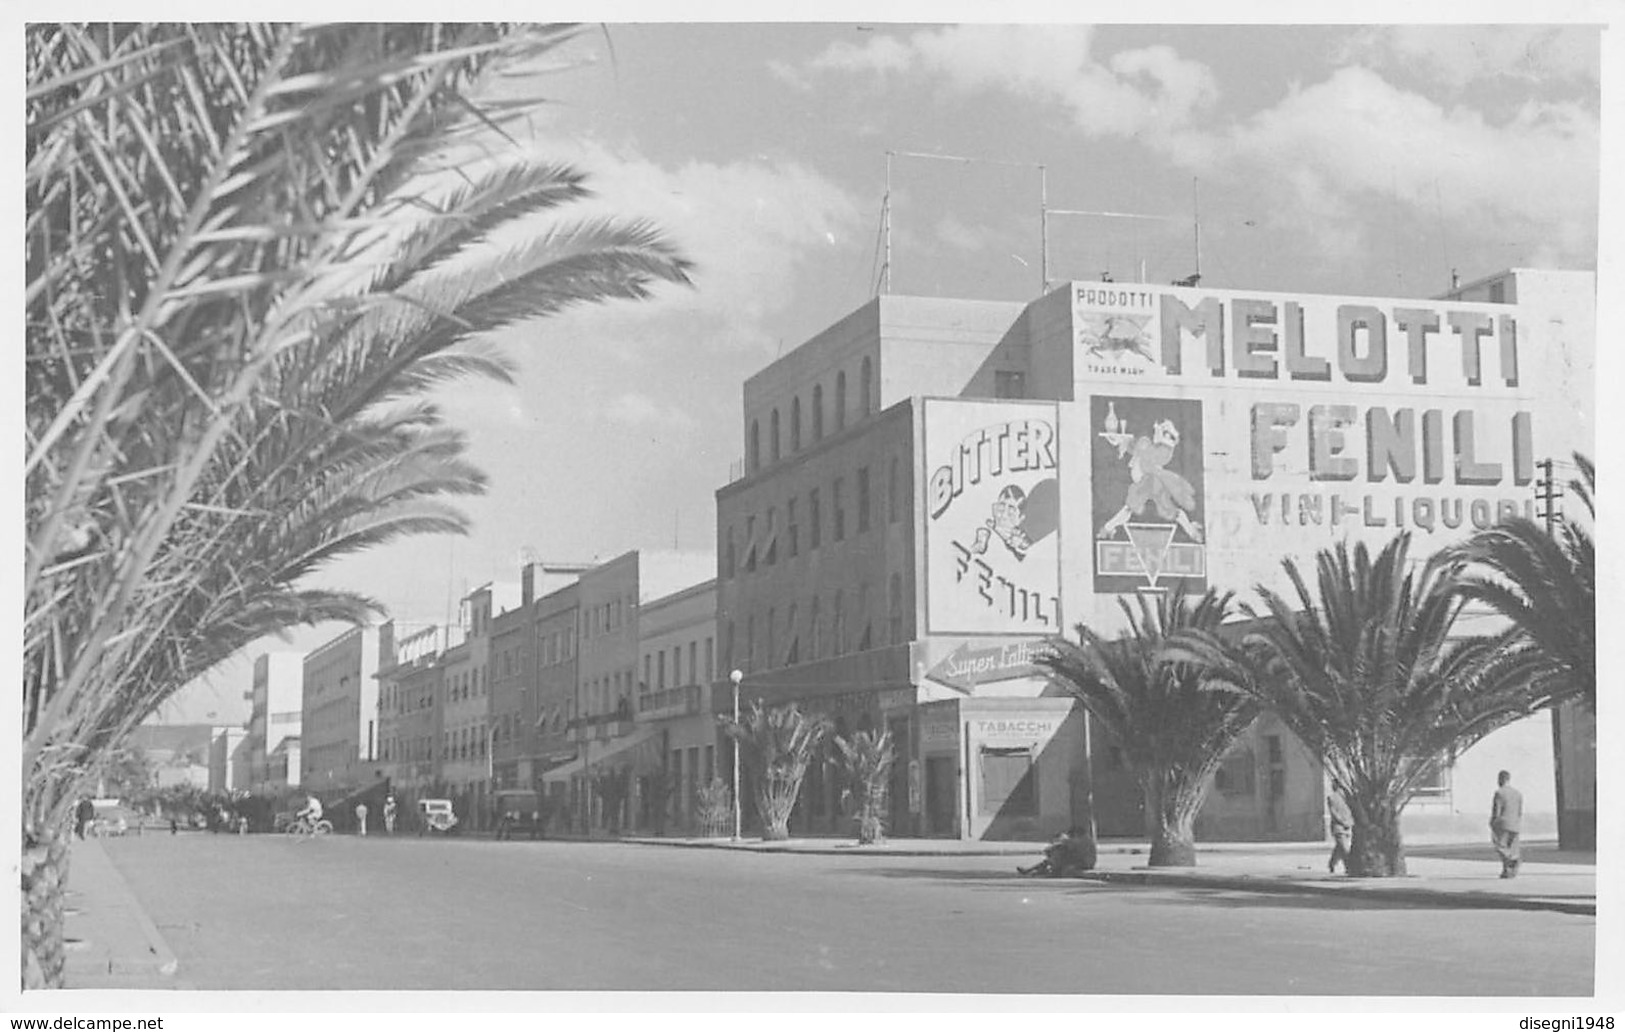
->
[1124, 524, 1176, 587]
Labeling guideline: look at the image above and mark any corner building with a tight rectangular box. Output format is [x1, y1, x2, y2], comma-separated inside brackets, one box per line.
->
[716, 272, 1593, 842]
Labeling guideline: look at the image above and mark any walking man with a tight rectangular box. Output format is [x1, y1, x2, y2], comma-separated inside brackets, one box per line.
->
[74, 797, 95, 840]
[1490, 769, 1524, 879]
[355, 801, 369, 837]
[383, 795, 397, 835]
[1327, 781, 1354, 874]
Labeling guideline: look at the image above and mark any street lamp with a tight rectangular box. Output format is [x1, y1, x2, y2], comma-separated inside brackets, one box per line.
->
[729, 669, 743, 842]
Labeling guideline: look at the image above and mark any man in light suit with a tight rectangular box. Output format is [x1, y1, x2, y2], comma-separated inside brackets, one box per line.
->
[1490, 769, 1524, 879]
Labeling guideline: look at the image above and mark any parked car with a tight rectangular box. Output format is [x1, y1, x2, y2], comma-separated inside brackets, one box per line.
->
[417, 798, 459, 835]
[493, 790, 548, 841]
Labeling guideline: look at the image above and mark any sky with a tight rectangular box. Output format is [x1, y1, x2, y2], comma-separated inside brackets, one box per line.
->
[156, 17, 1606, 725]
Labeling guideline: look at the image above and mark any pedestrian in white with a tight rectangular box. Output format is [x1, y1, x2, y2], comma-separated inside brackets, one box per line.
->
[355, 802, 369, 836]
[383, 795, 397, 835]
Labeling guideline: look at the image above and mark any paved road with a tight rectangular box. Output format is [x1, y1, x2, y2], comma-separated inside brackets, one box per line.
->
[99, 833, 1593, 995]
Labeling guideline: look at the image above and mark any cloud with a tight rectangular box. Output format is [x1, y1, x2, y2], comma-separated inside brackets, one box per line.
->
[804, 25, 1219, 140]
[603, 392, 698, 431]
[1348, 26, 1600, 91]
[804, 27, 1596, 270]
[934, 213, 992, 252]
[1221, 66, 1597, 259]
[539, 142, 863, 348]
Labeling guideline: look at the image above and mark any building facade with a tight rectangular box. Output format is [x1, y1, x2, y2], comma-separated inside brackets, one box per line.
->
[637, 579, 717, 832]
[300, 626, 380, 794]
[716, 273, 1594, 841]
[243, 652, 303, 793]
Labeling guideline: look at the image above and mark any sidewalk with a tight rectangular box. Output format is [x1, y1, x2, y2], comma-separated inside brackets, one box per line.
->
[57, 835, 181, 990]
[620, 835, 1597, 916]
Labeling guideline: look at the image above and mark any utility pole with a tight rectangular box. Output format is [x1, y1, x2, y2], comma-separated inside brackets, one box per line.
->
[1535, 455, 1570, 848]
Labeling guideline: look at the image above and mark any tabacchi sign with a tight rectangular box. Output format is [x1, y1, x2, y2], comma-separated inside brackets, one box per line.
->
[925, 399, 1062, 635]
[1072, 282, 1542, 584]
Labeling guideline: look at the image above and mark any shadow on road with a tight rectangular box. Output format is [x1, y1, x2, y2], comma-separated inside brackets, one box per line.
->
[850, 866, 1590, 915]
[1403, 843, 1594, 866]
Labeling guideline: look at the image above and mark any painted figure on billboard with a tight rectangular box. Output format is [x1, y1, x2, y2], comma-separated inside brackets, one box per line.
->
[926, 401, 1063, 634]
[972, 480, 1059, 561]
[1092, 396, 1207, 593]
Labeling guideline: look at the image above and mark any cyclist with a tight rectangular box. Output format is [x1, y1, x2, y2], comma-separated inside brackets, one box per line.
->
[296, 794, 324, 831]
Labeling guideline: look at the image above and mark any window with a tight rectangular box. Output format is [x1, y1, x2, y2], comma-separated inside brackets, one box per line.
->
[857, 466, 871, 532]
[644, 654, 652, 692]
[688, 642, 697, 686]
[888, 573, 903, 644]
[812, 385, 824, 440]
[790, 397, 802, 451]
[705, 637, 714, 681]
[766, 608, 776, 669]
[980, 747, 1037, 816]
[832, 590, 845, 656]
[1265, 734, 1283, 765]
[765, 507, 777, 565]
[787, 497, 799, 558]
[784, 603, 798, 665]
[835, 371, 847, 431]
[995, 370, 1027, 398]
[1214, 746, 1257, 795]
[809, 489, 822, 549]
[745, 515, 757, 572]
[860, 357, 873, 416]
[749, 419, 761, 473]
[810, 597, 822, 659]
[832, 477, 845, 541]
[888, 457, 900, 523]
[770, 409, 781, 463]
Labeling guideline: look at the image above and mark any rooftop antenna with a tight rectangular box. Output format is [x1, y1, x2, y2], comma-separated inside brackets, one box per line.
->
[1192, 177, 1202, 285]
[882, 150, 1047, 295]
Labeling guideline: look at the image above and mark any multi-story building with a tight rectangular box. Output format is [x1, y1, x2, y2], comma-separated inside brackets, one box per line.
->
[490, 563, 593, 794]
[243, 652, 303, 792]
[716, 271, 1593, 841]
[376, 621, 444, 804]
[300, 625, 380, 795]
[636, 579, 717, 832]
[542, 550, 713, 831]
[207, 727, 248, 794]
[532, 580, 582, 813]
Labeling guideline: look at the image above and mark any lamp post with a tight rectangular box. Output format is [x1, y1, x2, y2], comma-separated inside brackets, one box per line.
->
[729, 669, 742, 841]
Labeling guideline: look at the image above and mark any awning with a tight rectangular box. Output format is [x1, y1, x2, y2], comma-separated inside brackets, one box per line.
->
[540, 724, 664, 784]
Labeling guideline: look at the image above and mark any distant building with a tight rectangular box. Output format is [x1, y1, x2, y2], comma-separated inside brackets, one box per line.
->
[243, 652, 303, 793]
[300, 626, 380, 794]
[208, 726, 248, 794]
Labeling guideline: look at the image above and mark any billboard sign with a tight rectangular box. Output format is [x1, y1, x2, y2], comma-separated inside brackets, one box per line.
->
[1091, 395, 1207, 593]
[1069, 282, 1556, 592]
[924, 399, 1062, 635]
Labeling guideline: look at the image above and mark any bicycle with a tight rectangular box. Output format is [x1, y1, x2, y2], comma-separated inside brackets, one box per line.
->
[285, 815, 333, 837]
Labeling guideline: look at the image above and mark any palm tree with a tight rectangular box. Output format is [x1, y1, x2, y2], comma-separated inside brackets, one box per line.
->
[833, 729, 895, 845]
[24, 23, 690, 987]
[720, 702, 830, 841]
[1174, 535, 1556, 877]
[1452, 453, 1595, 710]
[1040, 589, 1261, 867]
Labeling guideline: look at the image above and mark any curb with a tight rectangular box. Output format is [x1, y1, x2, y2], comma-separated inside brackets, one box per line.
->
[84, 838, 181, 981]
[1071, 869, 1597, 916]
[616, 837, 1594, 915]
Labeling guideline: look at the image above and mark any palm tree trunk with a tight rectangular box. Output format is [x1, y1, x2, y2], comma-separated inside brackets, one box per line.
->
[1348, 800, 1407, 877]
[21, 827, 71, 989]
[1142, 773, 1198, 867]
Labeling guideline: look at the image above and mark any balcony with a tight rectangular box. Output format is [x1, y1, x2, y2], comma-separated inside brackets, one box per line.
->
[636, 683, 703, 721]
[566, 705, 635, 743]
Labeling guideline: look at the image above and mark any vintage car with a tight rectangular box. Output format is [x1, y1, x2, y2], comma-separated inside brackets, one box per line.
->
[416, 798, 459, 835]
[492, 789, 548, 841]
